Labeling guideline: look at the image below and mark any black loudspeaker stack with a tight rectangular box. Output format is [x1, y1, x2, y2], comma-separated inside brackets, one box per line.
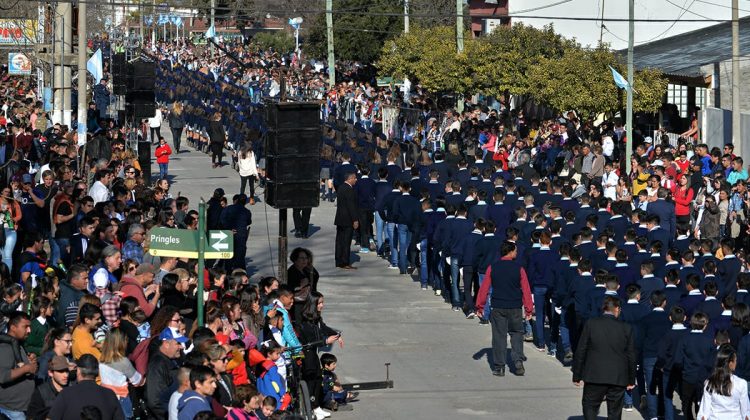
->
[124, 58, 157, 121]
[264, 102, 321, 209]
[137, 141, 151, 181]
[112, 54, 127, 95]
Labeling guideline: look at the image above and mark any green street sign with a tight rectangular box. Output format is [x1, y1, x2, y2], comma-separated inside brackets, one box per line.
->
[207, 230, 234, 259]
[148, 228, 234, 259]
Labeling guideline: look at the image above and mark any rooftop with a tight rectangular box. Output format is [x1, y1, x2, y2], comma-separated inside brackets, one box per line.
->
[621, 16, 750, 77]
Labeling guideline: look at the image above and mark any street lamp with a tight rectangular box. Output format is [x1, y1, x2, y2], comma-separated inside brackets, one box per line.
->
[289, 17, 303, 60]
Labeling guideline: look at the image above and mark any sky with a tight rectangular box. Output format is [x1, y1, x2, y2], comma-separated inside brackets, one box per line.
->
[509, 0, 750, 50]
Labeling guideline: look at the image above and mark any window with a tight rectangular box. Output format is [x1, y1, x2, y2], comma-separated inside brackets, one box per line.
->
[667, 84, 688, 118]
[696, 87, 707, 112]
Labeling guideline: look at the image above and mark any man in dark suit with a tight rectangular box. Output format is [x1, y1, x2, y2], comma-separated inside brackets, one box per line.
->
[573, 295, 636, 420]
[647, 187, 676, 239]
[334, 172, 359, 269]
[68, 216, 96, 266]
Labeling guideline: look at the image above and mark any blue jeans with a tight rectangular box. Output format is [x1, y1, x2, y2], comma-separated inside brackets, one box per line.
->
[397, 224, 411, 273]
[478, 274, 491, 320]
[533, 286, 549, 348]
[450, 257, 461, 307]
[558, 307, 572, 354]
[159, 163, 168, 179]
[663, 370, 675, 420]
[387, 222, 397, 266]
[119, 396, 133, 419]
[643, 356, 658, 419]
[419, 239, 429, 286]
[0, 406, 25, 420]
[2, 228, 16, 271]
[429, 248, 442, 291]
[374, 212, 386, 255]
[50, 237, 70, 268]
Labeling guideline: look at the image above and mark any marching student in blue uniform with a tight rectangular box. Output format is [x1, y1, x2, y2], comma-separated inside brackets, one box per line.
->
[550, 243, 575, 362]
[432, 204, 456, 300]
[460, 218, 486, 318]
[679, 251, 701, 294]
[446, 205, 474, 311]
[658, 248, 681, 280]
[425, 170, 445, 201]
[663, 269, 685, 311]
[680, 274, 706, 318]
[354, 166, 376, 252]
[586, 274, 621, 320]
[576, 227, 596, 261]
[718, 238, 741, 297]
[701, 260, 723, 296]
[619, 283, 650, 412]
[467, 190, 489, 222]
[472, 220, 500, 323]
[527, 231, 559, 352]
[637, 261, 664, 304]
[696, 281, 723, 320]
[611, 249, 638, 300]
[674, 312, 716, 420]
[486, 189, 512, 239]
[656, 306, 688, 420]
[736, 273, 750, 306]
[373, 167, 393, 257]
[570, 258, 595, 351]
[424, 200, 447, 293]
[382, 179, 404, 268]
[639, 290, 672, 420]
[391, 182, 421, 275]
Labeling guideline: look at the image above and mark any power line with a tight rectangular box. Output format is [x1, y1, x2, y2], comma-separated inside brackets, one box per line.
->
[695, 0, 750, 13]
[19, 0, 737, 22]
[664, 0, 712, 20]
[636, 0, 698, 44]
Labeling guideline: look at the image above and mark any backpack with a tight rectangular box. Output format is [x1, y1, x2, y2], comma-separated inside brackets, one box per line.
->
[128, 336, 153, 376]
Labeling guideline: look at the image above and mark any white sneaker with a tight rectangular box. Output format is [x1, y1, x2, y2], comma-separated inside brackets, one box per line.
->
[314, 407, 332, 419]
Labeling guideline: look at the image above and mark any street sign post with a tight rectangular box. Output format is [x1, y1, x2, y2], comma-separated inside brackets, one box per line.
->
[147, 210, 234, 326]
[148, 229, 234, 259]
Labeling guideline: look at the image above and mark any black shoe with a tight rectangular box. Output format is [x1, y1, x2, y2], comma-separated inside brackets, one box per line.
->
[563, 351, 574, 364]
[294, 232, 302, 238]
[492, 367, 505, 377]
[479, 319, 489, 325]
[514, 362, 525, 376]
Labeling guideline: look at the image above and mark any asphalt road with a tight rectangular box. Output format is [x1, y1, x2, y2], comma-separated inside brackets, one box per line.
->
[158, 133, 623, 420]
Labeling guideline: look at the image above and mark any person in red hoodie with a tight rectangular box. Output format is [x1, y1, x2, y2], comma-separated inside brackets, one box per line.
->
[155, 135, 172, 180]
[673, 174, 694, 228]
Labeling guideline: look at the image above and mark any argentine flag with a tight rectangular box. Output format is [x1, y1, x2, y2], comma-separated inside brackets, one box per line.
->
[609, 65, 630, 90]
[87, 48, 103, 84]
[205, 24, 216, 39]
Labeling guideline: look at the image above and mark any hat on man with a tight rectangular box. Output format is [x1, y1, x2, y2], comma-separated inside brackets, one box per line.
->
[49, 355, 73, 371]
[644, 136, 653, 144]
[136, 263, 160, 276]
[652, 160, 664, 167]
[159, 328, 188, 343]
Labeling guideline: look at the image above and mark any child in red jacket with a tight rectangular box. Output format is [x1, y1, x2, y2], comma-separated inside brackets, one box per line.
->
[155, 136, 172, 180]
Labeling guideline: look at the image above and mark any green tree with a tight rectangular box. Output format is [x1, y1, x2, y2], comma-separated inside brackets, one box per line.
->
[251, 31, 295, 54]
[527, 44, 668, 116]
[476, 23, 576, 98]
[306, 0, 403, 63]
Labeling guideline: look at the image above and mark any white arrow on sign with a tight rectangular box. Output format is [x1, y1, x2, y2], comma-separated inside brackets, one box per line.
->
[210, 231, 229, 251]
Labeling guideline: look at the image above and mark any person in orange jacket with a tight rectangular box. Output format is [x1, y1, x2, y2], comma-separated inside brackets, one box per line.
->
[155, 135, 172, 180]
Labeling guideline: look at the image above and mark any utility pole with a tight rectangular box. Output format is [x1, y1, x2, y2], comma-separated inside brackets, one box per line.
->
[733, 0, 741, 156]
[139, 2, 144, 45]
[77, 0, 87, 143]
[456, 0, 464, 112]
[210, 0, 215, 57]
[625, 0, 634, 174]
[326, 0, 335, 89]
[599, 0, 605, 45]
[404, 0, 409, 33]
[456, 0, 463, 53]
[53, 2, 72, 126]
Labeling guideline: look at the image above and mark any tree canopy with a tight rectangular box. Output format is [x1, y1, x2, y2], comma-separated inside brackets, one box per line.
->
[377, 23, 668, 115]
